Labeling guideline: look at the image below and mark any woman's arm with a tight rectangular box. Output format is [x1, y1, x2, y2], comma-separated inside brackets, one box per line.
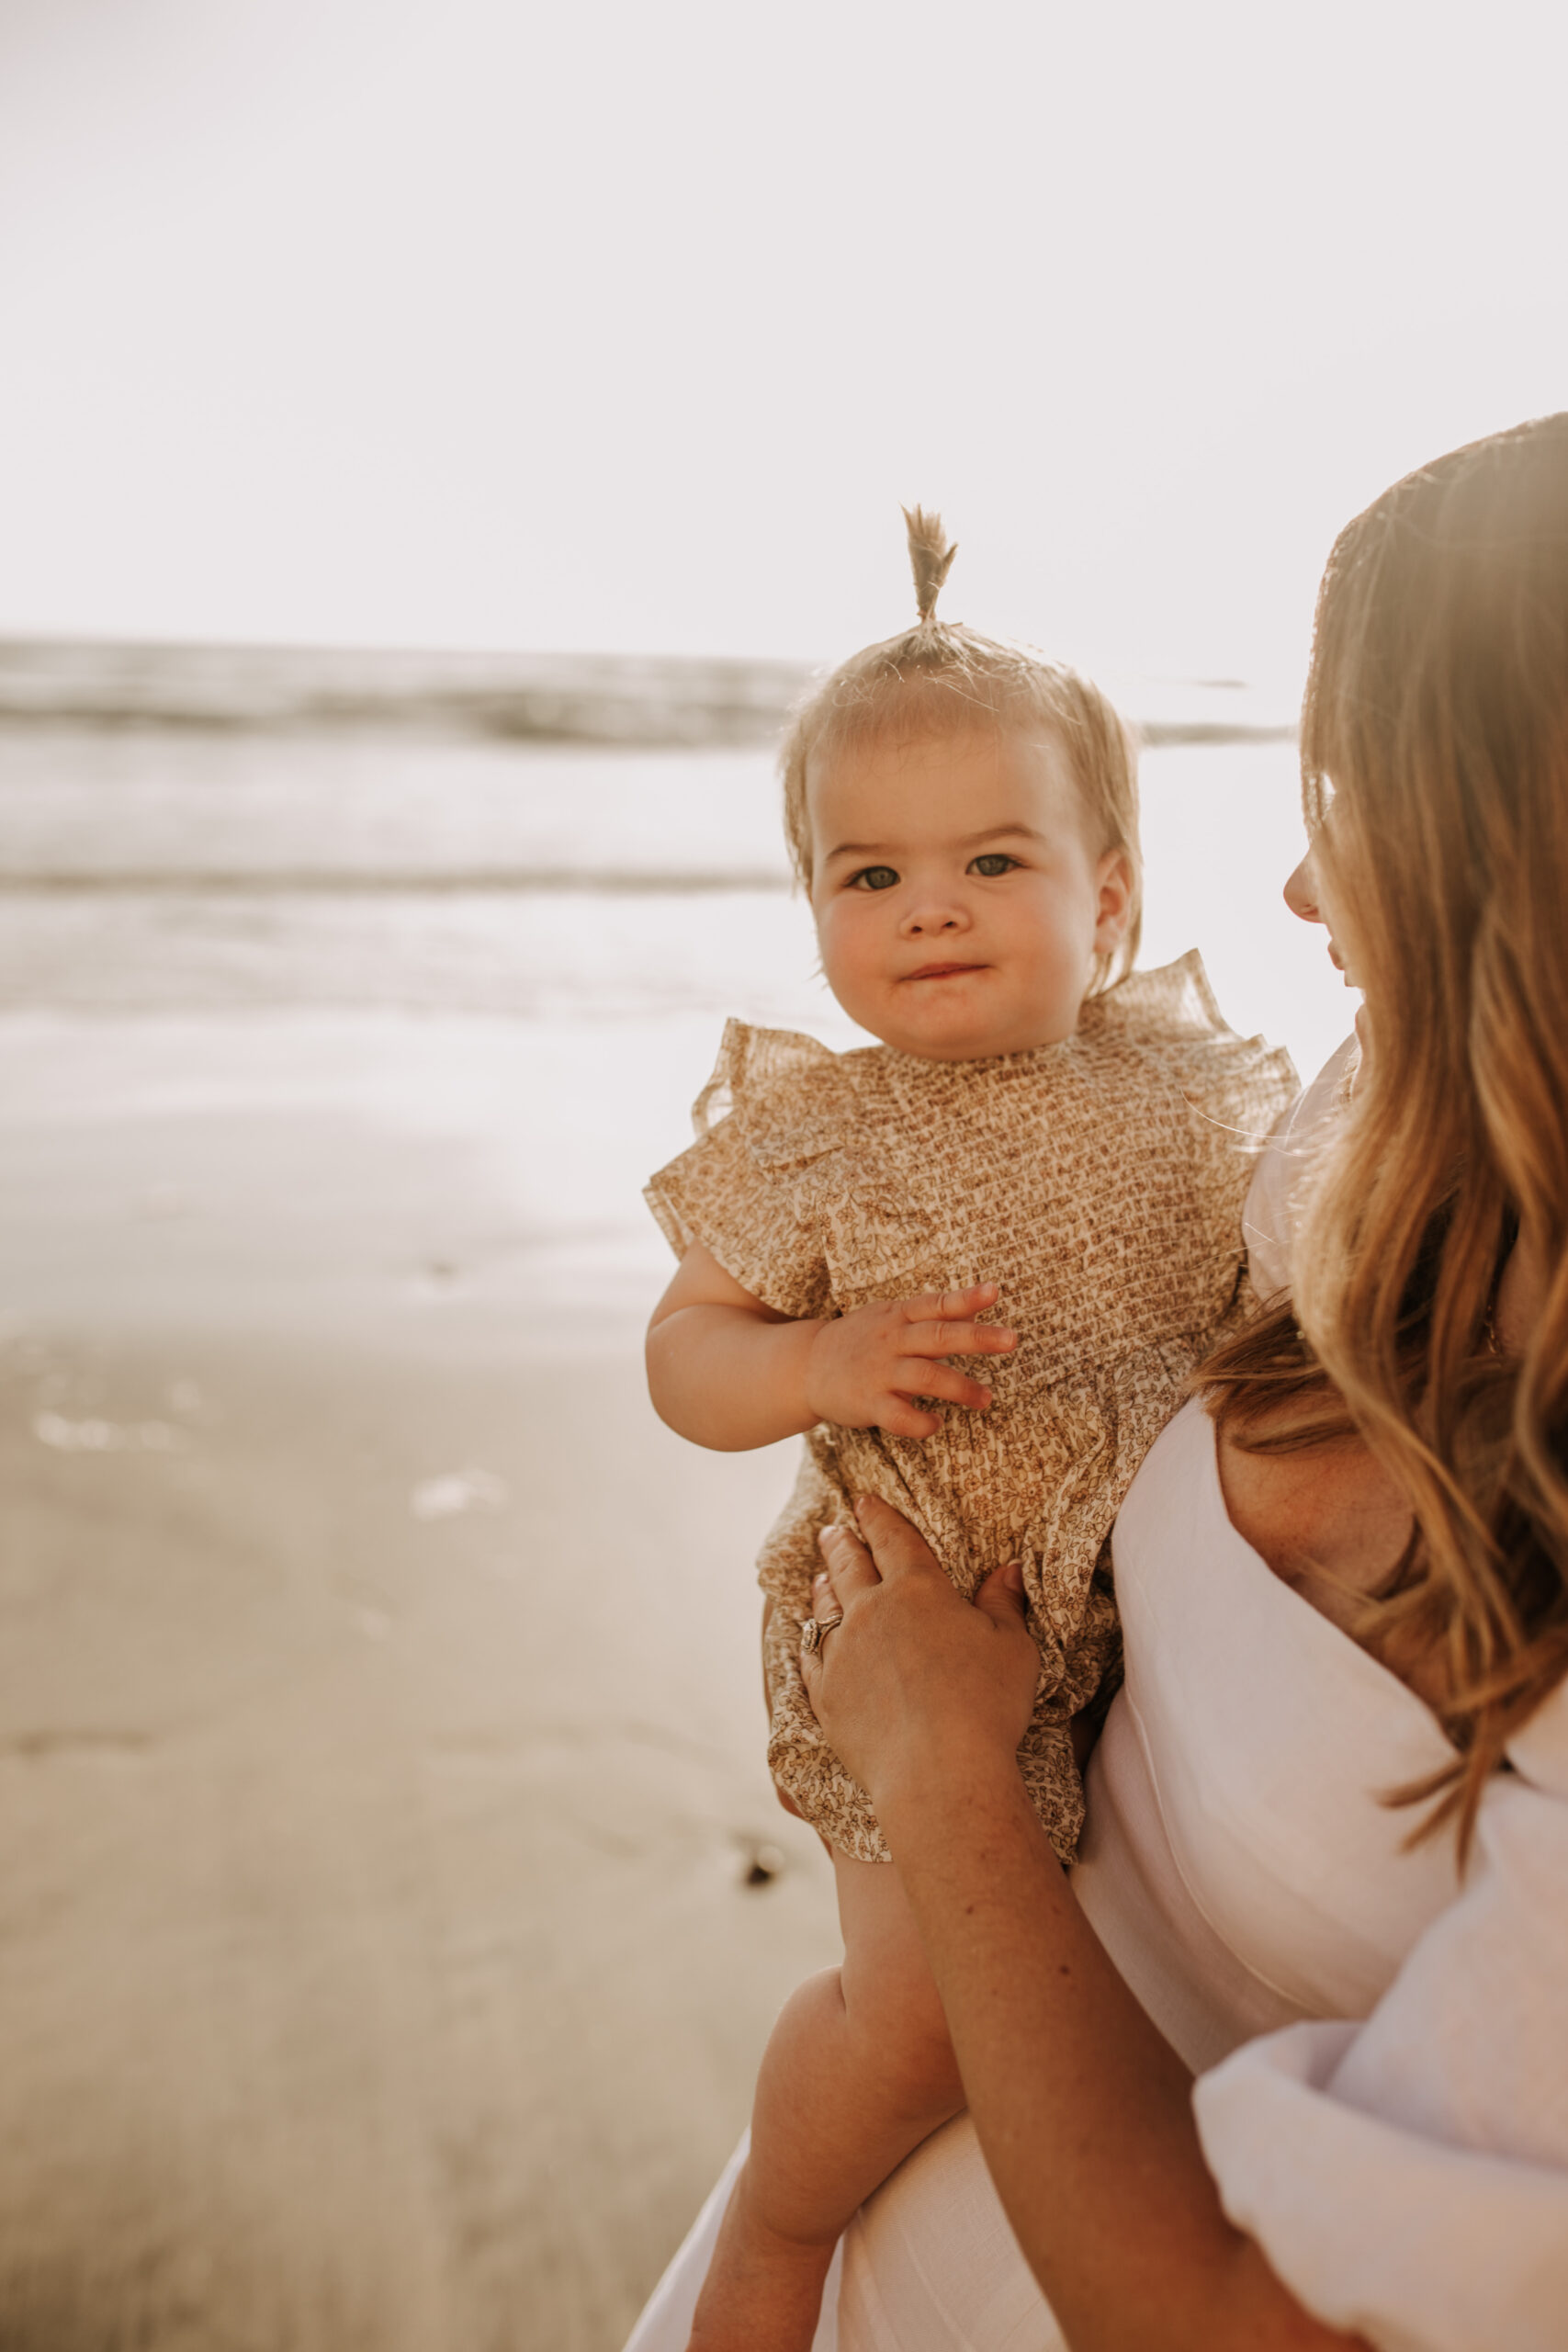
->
[803, 1502, 1369, 2352]
[645, 1250, 1014, 1453]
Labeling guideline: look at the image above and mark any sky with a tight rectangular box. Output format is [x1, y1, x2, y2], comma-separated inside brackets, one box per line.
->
[0, 0, 1564, 687]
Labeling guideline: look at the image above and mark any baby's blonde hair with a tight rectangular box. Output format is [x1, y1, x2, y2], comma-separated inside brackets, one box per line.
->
[780, 508, 1143, 992]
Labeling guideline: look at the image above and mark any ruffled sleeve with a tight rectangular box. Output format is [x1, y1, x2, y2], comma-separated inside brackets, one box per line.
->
[1193, 1679, 1568, 2351]
[643, 1020, 849, 1319]
[1241, 1034, 1359, 1300]
[1089, 950, 1302, 1170]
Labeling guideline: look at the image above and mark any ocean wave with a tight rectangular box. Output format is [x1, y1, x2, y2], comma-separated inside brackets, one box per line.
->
[0, 868, 794, 895]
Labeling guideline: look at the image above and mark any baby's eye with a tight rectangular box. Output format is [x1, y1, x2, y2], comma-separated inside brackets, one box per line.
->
[849, 865, 900, 892]
[970, 853, 1020, 877]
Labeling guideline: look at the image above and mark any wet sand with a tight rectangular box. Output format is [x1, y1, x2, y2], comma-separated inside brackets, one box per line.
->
[0, 1014, 838, 2352]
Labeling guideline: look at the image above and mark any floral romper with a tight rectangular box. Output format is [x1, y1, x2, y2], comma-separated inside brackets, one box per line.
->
[646, 953, 1297, 1864]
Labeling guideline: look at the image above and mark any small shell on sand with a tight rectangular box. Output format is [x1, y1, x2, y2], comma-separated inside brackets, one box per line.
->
[409, 1464, 509, 1521]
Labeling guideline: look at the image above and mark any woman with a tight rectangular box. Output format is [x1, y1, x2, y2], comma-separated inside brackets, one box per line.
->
[627, 414, 1568, 2351]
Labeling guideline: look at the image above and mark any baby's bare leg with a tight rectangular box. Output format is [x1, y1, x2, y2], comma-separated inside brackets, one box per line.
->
[687, 1849, 964, 2352]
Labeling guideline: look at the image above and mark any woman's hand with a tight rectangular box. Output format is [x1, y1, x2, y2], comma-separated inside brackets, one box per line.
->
[798, 1495, 1041, 1813]
[801, 1498, 1369, 2352]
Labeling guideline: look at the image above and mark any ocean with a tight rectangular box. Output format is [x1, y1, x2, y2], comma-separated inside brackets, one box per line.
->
[0, 712, 1347, 1043]
[0, 680, 1352, 1335]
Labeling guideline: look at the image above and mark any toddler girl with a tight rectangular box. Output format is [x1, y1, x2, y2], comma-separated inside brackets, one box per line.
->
[644, 512, 1295, 2351]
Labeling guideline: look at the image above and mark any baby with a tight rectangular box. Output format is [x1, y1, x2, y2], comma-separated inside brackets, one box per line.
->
[644, 512, 1295, 2351]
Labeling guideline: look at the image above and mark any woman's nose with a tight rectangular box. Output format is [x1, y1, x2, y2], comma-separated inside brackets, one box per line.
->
[1282, 852, 1323, 926]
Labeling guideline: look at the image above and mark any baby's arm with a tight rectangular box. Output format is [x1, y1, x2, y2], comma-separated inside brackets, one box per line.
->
[645, 1241, 1016, 1452]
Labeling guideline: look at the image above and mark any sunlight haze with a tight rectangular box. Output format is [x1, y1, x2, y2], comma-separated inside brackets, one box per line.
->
[0, 0, 1563, 685]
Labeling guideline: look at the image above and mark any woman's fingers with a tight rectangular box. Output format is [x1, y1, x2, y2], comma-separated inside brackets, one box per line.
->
[803, 1508, 1042, 1798]
[804, 1529, 872, 1679]
[815, 1520, 880, 1599]
[973, 1559, 1028, 1623]
[851, 1491, 948, 1585]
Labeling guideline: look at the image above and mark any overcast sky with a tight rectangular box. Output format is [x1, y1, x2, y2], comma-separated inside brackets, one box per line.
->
[0, 0, 1563, 684]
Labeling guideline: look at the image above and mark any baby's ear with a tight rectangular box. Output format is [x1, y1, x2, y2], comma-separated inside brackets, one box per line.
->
[1094, 850, 1135, 944]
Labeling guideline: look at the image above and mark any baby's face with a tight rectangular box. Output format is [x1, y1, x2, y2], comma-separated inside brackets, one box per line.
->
[807, 724, 1132, 1060]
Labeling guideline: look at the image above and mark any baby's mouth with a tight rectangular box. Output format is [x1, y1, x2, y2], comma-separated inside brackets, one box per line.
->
[903, 962, 987, 982]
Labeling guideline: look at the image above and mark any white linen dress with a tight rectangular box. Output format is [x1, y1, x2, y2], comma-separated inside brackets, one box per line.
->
[625, 1046, 1568, 2352]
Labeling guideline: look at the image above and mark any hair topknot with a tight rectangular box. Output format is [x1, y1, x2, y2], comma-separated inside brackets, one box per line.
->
[776, 504, 1145, 995]
[903, 505, 958, 624]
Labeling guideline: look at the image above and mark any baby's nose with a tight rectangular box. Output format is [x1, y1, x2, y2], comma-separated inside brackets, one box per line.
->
[902, 900, 965, 934]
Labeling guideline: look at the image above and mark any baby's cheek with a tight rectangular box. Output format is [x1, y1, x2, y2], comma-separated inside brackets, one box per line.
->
[816, 911, 878, 1015]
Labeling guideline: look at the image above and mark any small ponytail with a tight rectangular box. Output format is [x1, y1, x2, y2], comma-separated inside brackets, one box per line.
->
[902, 505, 958, 625]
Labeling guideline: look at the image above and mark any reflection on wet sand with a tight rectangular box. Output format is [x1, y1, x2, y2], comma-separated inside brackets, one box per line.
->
[0, 1016, 836, 2351]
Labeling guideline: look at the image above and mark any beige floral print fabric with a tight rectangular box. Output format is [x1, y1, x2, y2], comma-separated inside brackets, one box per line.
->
[647, 953, 1298, 1864]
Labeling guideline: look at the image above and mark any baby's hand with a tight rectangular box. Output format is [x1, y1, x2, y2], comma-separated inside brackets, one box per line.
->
[803, 1283, 1016, 1439]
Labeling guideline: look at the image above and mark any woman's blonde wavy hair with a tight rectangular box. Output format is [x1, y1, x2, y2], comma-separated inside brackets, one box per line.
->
[779, 508, 1143, 994]
[1202, 413, 1568, 1853]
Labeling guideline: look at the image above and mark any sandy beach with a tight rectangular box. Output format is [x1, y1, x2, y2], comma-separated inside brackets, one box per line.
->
[0, 1012, 838, 2352]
